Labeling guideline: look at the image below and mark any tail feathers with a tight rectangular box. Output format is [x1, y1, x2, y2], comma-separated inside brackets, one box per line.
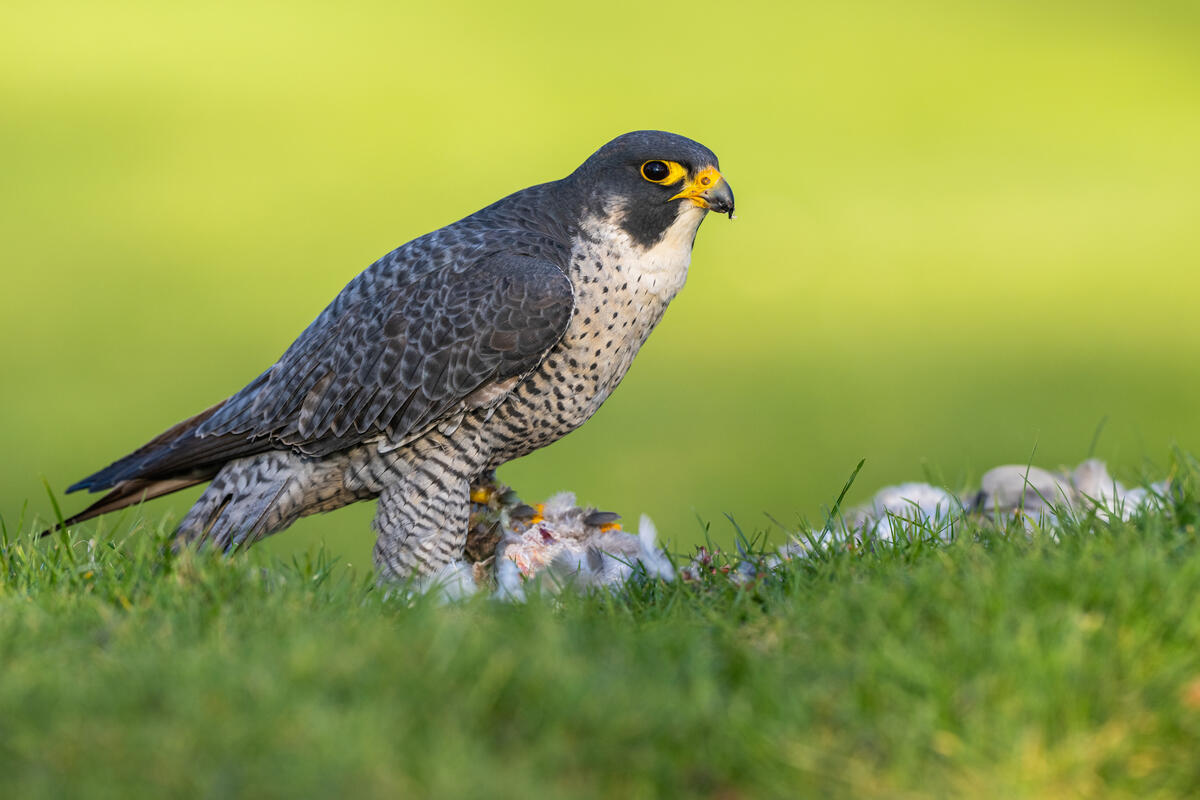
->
[68, 400, 231, 494]
[42, 475, 209, 537]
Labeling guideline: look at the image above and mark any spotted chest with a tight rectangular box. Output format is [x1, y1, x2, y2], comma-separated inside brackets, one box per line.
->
[476, 207, 706, 464]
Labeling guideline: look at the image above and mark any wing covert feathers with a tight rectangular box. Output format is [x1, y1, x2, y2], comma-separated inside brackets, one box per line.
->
[196, 252, 574, 457]
[67, 250, 574, 500]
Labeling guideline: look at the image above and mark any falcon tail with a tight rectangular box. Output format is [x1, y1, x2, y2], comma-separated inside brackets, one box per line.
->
[66, 400, 231, 494]
[44, 475, 210, 536]
[47, 399, 243, 536]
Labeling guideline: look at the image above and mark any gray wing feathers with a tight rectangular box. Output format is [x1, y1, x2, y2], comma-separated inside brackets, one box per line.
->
[197, 252, 574, 457]
[68, 188, 576, 497]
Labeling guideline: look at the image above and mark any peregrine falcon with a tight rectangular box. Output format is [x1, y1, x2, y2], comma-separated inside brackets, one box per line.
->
[61, 130, 734, 580]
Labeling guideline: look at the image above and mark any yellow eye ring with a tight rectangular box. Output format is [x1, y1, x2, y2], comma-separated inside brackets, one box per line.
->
[640, 160, 687, 185]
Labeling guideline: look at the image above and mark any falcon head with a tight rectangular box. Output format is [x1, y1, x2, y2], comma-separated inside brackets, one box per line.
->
[571, 130, 734, 249]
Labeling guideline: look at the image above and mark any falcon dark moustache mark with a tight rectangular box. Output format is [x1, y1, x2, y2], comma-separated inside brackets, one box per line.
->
[59, 131, 734, 581]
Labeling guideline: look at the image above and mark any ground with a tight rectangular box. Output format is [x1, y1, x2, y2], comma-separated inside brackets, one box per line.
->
[2, 455, 1199, 798]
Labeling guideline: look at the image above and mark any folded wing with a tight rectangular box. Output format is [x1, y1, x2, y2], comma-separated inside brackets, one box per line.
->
[68, 252, 575, 505]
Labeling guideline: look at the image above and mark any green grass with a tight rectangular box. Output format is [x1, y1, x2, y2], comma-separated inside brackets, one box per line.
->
[3, 455, 1200, 798]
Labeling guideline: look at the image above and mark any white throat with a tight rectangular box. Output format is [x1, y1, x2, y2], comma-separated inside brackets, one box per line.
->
[585, 205, 707, 300]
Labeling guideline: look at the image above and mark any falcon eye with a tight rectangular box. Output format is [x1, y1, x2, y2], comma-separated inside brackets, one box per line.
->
[641, 160, 672, 183]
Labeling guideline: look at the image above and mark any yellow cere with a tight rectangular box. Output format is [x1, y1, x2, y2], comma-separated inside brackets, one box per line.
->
[669, 167, 725, 208]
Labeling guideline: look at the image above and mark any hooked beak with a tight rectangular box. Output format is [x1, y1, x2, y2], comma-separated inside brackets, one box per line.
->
[670, 166, 735, 218]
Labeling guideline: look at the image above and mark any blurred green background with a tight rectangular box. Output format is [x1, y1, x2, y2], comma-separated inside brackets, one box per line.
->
[3, 0, 1198, 564]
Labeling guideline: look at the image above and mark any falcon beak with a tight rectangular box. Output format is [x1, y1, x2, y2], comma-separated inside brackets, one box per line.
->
[670, 167, 735, 218]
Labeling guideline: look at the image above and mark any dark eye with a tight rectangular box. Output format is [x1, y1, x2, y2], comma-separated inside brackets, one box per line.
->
[641, 160, 670, 182]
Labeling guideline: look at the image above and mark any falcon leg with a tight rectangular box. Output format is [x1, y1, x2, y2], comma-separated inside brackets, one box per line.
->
[372, 452, 475, 580]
